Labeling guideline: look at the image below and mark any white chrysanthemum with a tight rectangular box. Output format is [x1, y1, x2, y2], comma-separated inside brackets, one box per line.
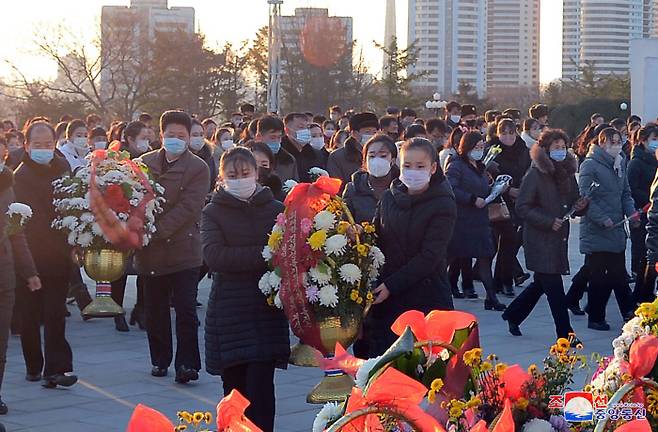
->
[324, 234, 347, 256]
[318, 285, 339, 308]
[7, 203, 32, 218]
[355, 356, 382, 389]
[142, 234, 149, 247]
[269, 272, 281, 289]
[283, 179, 298, 193]
[91, 222, 103, 236]
[62, 215, 78, 230]
[77, 232, 93, 248]
[369, 246, 385, 268]
[312, 402, 343, 432]
[274, 292, 283, 309]
[80, 212, 94, 223]
[67, 231, 77, 246]
[521, 419, 554, 432]
[259, 273, 273, 295]
[262, 245, 273, 261]
[339, 264, 361, 284]
[309, 265, 331, 285]
[308, 167, 329, 178]
[313, 210, 336, 231]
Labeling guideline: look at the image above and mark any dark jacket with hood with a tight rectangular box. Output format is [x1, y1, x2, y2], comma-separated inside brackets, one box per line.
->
[627, 144, 658, 210]
[342, 166, 399, 224]
[370, 171, 457, 355]
[13, 153, 71, 278]
[516, 145, 580, 275]
[192, 143, 219, 193]
[281, 136, 326, 183]
[201, 186, 290, 374]
[0, 167, 37, 288]
[327, 136, 362, 190]
[446, 156, 495, 259]
[273, 147, 299, 183]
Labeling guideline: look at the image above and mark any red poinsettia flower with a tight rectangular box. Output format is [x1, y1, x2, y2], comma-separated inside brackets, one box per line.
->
[105, 184, 131, 214]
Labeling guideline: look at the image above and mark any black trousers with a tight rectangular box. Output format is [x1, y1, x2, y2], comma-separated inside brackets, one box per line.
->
[143, 268, 201, 371]
[586, 252, 635, 323]
[492, 221, 517, 289]
[635, 259, 657, 303]
[449, 258, 474, 291]
[18, 275, 73, 376]
[566, 263, 589, 306]
[503, 273, 573, 338]
[630, 219, 647, 275]
[0, 268, 15, 393]
[110, 274, 144, 308]
[222, 361, 276, 432]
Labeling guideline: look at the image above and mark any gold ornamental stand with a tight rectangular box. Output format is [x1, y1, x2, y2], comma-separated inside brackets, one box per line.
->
[81, 249, 129, 318]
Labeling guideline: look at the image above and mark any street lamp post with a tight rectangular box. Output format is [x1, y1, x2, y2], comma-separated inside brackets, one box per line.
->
[267, 0, 283, 115]
[425, 93, 447, 118]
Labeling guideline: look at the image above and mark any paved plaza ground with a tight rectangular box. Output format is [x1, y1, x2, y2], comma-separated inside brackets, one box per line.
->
[1, 220, 634, 431]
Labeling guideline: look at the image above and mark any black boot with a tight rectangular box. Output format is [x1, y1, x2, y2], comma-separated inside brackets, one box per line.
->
[42, 374, 78, 389]
[484, 298, 506, 311]
[503, 285, 515, 297]
[114, 315, 129, 332]
[451, 287, 465, 299]
[129, 306, 146, 330]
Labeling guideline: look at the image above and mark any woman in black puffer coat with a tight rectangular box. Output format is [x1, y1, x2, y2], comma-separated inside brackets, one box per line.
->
[369, 138, 457, 356]
[201, 148, 289, 432]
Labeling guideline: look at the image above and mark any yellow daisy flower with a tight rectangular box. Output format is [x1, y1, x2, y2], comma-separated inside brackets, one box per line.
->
[193, 412, 204, 425]
[337, 221, 351, 234]
[350, 290, 359, 301]
[449, 406, 463, 419]
[495, 363, 508, 375]
[427, 389, 437, 404]
[516, 397, 529, 410]
[308, 230, 327, 251]
[267, 231, 283, 251]
[430, 378, 444, 392]
[356, 244, 369, 256]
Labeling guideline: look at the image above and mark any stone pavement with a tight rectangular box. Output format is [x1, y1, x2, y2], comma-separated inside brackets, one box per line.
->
[1, 220, 632, 431]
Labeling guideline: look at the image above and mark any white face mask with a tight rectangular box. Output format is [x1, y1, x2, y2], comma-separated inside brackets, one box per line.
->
[606, 144, 623, 158]
[450, 115, 461, 124]
[135, 139, 150, 154]
[310, 137, 325, 150]
[400, 168, 431, 192]
[189, 136, 205, 151]
[360, 134, 374, 145]
[224, 176, 257, 200]
[94, 141, 108, 150]
[221, 140, 235, 151]
[72, 137, 87, 148]
[367, 157, 392, 178]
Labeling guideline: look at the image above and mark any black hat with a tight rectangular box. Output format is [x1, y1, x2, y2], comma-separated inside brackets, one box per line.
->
[461, 104, 477, 117]
[529, 104, 549, 119]
[446, 101, 461, 112]
[503, 108, 521, 120]
[401, 107, 417, 118]
[349, 112, 379, 132]
[485, 110, 501, 123]
[386, 106, 400, 115]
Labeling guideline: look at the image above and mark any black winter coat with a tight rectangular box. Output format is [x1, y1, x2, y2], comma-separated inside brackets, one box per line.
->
[446, 156, 495, 258]
[193, 143, 219, 193]
[342, 167, 399, 224]
[516, 145, 580, 275]
[201, 186, 290, 374]
[487, 136, 531, 222]
[370, 171, 457, 355]
[282, 136, 326, 183]
[627, 144, 658, 210]
[13, 154, 71, 279]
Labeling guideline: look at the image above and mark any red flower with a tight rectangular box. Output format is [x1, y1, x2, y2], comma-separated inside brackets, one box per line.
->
[105, 184, 131, 214]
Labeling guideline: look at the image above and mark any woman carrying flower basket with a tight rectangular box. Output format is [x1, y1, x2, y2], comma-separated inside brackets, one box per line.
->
[369, 137, 457, 356]
[202, 147, 290, 432]
[0, 136, 40, 414]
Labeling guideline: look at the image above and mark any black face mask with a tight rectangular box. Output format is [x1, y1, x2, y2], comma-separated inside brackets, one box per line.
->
[465, 119, 477, 128]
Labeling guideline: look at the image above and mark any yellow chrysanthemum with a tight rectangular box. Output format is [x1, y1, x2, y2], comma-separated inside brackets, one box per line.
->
[584, 384, 592, 392]
[495, 363, 508, 376]
[516, 397, 529, 410]
[193, 412, 204, 424]
[528, 364, 538, 375]
[178, 411, 193, 423]
[486, 354, 498, 361]
[175, 426, 188, 432]
[267, 231, 283, 251]
[350, 290, 359, 301]
[480, 361, 493, 372]
[449, 406, 463, 419]
[430, 378, 444, 392]
[636, 302, 658, 320]
[463, 348, 482, 367]
[366, 292, 374, 302]
[427, 389, 437, 404]
[337, 221, 351, 234]
[361, 222, 376, 234]
[308, 230, 327, 251]
[465, 396, 481, 409]
[266, 296, 274, 306]
[356, 243, 369, 257]
[356, 297, 364, 305]
[557, 338, 570, 351]
[204, 412, 212, 424]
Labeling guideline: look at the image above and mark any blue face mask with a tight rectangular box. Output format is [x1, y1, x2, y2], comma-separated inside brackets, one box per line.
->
[295, 129, 311, 144]
[162, 137, 187, 156]
[550, 149, 567, 162]
[647, 140, 658, 153]
[266, 140, 281, 154]
[30, 148, 54, 165]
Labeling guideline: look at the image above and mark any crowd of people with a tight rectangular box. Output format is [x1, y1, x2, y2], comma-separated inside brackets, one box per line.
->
[1, 101, 658, 431]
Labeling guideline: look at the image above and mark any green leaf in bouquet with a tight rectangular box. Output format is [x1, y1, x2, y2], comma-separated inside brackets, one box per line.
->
[395, 347, 426, 381]
[121, 182, 133, 198]
[450, 326, 472, 351]
[421, 357, 447, 388]
[363, 327, 416, 392]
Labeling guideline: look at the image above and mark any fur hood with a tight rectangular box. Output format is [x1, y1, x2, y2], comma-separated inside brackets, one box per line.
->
[530, 143, 577, 176]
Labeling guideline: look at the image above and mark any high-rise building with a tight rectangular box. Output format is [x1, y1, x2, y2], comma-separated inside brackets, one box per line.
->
[407, 0, 487, 98]
[278, 7, 353, 59]
[101, 0, 194, 40]
[486, 0, 540, 95]
[562, 0, 658, 79]
[383, 0, 397, 75]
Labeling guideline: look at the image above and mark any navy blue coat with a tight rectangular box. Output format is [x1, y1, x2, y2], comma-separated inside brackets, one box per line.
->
[446, 156, 495, 258]
[201, 186, 290, 374]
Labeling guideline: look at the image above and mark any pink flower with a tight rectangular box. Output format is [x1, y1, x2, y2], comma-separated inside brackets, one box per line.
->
[276, 213, 286, 227]
[300, 218, 313, 234]
[306, 285, 320, 303]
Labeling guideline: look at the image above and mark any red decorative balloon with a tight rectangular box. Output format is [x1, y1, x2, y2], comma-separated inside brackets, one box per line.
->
[299, 16, 348, 68]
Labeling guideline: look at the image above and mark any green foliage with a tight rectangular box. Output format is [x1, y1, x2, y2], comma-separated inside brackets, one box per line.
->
[549, 99, 628, 138]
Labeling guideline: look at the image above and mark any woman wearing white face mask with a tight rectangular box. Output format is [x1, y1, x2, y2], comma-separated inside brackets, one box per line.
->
[309, 123, 329, 166]
[201, 147, 289, 431]
[520, 118, 541, 149]
[447, 132, 506, 311]
[189, 119, 218, 194]
[579, 127, 638, 331]
[59, 119, 90, 173]
[88, 127, 108, 151]
[367, 138, 457, 356]
[343, 134, 399, 225]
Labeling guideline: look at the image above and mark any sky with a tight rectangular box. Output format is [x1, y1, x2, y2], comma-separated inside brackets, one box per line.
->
[0, 0, 563, 84]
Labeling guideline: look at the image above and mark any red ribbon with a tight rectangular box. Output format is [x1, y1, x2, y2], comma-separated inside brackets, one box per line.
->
[216, 390, 263, 432]
[276, 176, 342, 354]
[318, 342, 364, 377]
[614, 419, 651, 432]
[125, 404, 174, 432]
[628, 335, 658, 379]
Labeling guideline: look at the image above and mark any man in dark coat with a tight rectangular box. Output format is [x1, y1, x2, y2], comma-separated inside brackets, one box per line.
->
[0, 141, 39, 414]
[282, 112, 326, 183]
[327, 112, 379, 188]
[445, 101, 462, 129]
[134, 111, 210, 384]
[255, 116, 299, 183]
[13, 121, 76, 388]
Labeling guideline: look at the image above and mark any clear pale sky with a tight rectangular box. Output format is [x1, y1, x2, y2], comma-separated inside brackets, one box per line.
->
[0, 0, 563, 84]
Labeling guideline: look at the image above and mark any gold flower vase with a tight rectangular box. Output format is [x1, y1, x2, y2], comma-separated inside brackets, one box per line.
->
[289, 342, 320, 367]
[81, 249, 129, 318]
[306, 314, 361, 404]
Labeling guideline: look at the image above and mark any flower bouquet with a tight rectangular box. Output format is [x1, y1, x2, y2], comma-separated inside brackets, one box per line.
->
[52, 147, 165, 317]
[260, 176, 384, 403]
[4, 202, 32, 236]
